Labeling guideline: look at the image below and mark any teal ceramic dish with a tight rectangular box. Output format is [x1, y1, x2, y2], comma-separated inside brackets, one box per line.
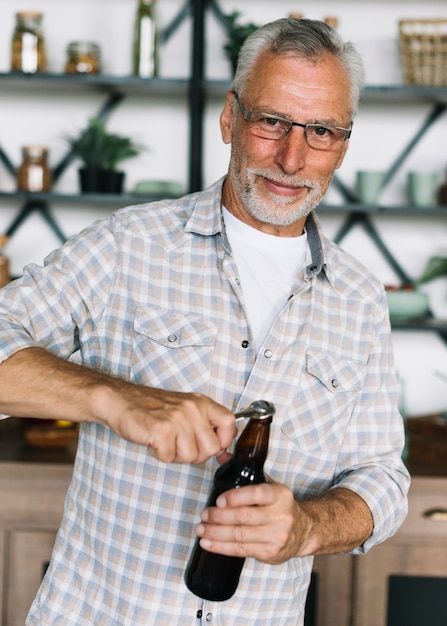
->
[386, 289, 429, 322]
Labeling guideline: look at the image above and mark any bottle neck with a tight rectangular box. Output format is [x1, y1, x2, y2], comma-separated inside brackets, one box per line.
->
[233, 417, 271, 464]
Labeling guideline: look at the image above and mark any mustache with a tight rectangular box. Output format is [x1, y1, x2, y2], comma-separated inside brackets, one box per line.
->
[248, 168, 320, 192]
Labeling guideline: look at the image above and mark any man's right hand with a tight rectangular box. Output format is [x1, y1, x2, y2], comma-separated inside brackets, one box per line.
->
[95, 384, 237, 464]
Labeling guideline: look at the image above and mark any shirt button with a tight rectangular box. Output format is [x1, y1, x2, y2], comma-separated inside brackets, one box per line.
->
[206, 613, 213, 622]
[235, 277, 240, 285]
[167, 334, 177, 343]
[331, 378, 339, 388]
[264, 349, 272, 359]
[241, 340, 249, 348]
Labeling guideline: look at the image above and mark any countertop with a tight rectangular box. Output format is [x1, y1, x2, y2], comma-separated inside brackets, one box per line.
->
[0, 417, 77, 464]
[1, 414, 446, 476]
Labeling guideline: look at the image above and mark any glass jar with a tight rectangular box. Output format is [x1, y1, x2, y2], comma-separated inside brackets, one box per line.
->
[17, 146, 52, 192]
[65, 41, 101, 75]
[11, 12, 46, 74]
[132, 0, 158, 78]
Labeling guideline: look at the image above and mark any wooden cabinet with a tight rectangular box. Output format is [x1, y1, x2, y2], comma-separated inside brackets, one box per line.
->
[7, 530, 58, 626]
[353, 476, 447, 626]
[310, 553, 353, 626]
[0, 462, 73, 626]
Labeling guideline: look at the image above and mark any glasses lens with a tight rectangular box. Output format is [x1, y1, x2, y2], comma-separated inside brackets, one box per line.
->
[305, 125, 346, 150]
[247, 114, 290, 140]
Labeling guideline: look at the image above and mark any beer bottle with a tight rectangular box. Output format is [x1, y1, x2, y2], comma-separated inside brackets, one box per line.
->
[185, 400, 275, 602]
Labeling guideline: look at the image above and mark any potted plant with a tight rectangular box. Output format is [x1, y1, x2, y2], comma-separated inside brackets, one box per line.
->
[66, 118, 144, 193]
[223, 11, 259, 74]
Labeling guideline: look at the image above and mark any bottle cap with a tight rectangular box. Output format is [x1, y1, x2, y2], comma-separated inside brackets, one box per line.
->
[235, 400, 275, 420]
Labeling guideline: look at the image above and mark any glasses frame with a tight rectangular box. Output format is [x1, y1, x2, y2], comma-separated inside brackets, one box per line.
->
[232, 91, 352, 150]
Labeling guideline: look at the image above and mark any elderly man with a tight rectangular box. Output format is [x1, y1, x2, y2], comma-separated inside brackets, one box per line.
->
[0, 18, 408, 626]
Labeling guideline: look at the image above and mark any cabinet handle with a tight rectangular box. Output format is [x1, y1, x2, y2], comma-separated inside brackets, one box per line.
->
[423, 508, 447, 521]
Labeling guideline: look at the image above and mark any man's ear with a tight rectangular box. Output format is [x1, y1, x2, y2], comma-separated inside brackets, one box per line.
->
[220, 91, 235, 145]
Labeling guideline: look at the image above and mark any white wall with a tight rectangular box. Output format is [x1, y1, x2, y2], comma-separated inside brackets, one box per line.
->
[0, 0, 446, 416]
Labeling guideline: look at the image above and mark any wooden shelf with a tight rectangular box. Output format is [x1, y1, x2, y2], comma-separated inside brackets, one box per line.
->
[0, 72, 189, 96]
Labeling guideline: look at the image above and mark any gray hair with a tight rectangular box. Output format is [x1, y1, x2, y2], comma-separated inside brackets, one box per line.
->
[231, 18, 365, 119]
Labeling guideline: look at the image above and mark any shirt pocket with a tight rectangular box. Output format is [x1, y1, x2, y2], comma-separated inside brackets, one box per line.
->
[131, 306, 218, 393]
[281, 349, 365, 451]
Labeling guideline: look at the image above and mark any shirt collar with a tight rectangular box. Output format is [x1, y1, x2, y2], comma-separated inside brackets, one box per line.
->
[184, 176, 331, 282]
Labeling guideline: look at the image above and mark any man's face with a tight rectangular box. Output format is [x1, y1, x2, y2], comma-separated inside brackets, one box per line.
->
[220, 51, 352, 236]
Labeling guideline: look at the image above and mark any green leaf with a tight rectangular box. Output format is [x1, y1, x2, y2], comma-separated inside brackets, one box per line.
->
[65, 118, 145, 170]
[417, 256, 447, 284]
[223, 11, 260, 65]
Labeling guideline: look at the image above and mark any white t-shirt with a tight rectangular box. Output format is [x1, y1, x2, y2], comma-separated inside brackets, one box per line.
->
[222, 206, 308, 351]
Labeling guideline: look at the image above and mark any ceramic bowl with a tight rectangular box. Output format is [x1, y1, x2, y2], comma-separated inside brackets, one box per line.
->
[386, 289, 429, 322]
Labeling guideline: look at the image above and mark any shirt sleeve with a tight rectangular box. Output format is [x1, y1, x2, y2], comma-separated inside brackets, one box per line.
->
[0, 215, 117, 365]
[330, 288, 410, 554]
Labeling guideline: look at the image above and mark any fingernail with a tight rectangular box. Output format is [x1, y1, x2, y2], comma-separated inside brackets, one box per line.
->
[200, 538, 211, 549]
[196, 524, 205, 536]
[216, 495, 226, 507]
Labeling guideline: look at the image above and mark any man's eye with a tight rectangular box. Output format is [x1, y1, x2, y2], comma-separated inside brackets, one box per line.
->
[312, 126, 333, 137]
[262, 117, 283, 128]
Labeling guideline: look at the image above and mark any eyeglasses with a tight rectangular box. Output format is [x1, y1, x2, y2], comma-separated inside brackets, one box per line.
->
[232, 91, 351, 151]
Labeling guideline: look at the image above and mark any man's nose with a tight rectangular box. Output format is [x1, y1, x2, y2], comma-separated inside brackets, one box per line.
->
[274, 126, 309, 174]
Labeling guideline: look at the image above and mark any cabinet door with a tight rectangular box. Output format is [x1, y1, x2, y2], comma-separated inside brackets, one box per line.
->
[353, 541, 447, 626]
[353, 477, 447, 626]
[6, 528, 58, 626]
[311, 553, 353, 626]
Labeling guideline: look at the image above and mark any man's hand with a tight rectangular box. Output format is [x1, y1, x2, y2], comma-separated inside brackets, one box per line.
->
[98, 385, 237, 464]
[195, 481, 303, 564]
[194, 483, 373, 562]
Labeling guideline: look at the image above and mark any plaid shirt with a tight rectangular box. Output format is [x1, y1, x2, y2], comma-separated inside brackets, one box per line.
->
[0, 177, 409, 625]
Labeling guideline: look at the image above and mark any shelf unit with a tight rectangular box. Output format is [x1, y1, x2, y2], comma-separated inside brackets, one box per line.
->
[0, 73, 191, 243]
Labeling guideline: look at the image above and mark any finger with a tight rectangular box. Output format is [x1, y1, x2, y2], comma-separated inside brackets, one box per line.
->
[207, 403, 238, 450]
[200, 503, 265, 528]
[215, 449, 233, 465]
[145, 397, 222, 463]
[179, 396, 236, 463]
[215, 483, 274, 508]
[197, 524, 270, 559]
[197, 511, 290, 563]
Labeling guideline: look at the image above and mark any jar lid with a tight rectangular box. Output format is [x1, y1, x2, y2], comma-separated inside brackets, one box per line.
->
[16, 11, 43, 18]
[22, 145, 48, 156]
[67, 41, 101, 55]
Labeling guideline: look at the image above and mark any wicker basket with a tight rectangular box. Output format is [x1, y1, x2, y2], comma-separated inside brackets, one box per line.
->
[399, 19, 447, 86]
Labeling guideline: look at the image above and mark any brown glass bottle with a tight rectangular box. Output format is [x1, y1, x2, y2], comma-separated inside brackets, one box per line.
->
[185, 400, 275, 602]
[17, 146, 51, 192]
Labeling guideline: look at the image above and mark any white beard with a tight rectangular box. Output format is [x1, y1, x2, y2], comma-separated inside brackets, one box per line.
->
[232, 166, 323, 226]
